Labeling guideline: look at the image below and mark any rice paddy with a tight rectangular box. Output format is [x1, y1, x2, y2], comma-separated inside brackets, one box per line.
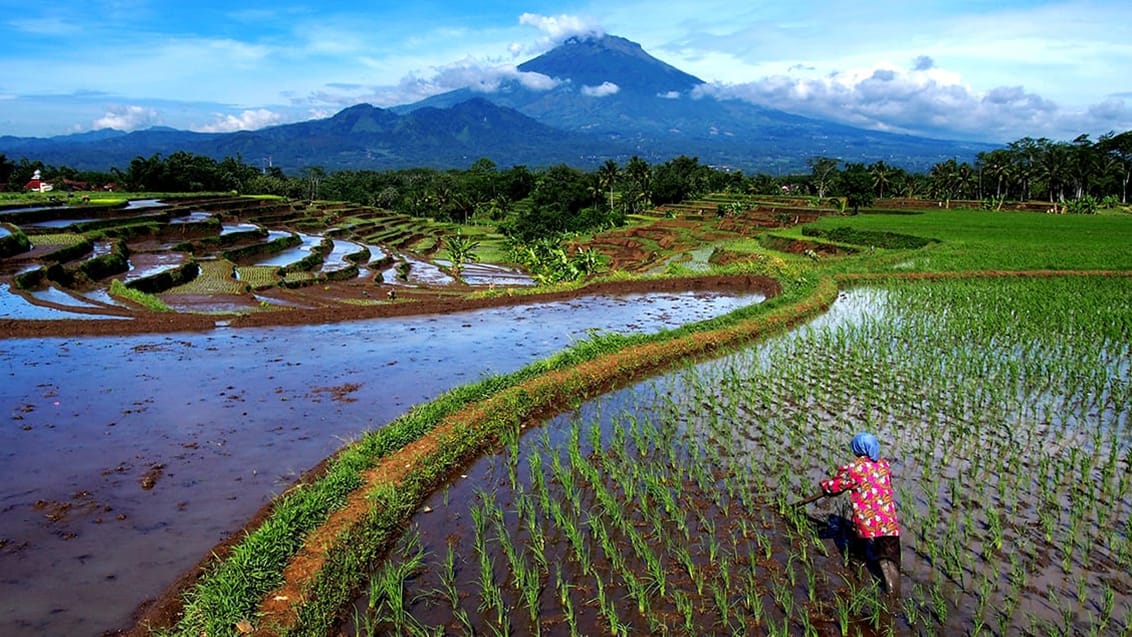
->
[353, 276, 1131, 636]
[162, 259, 250, 295]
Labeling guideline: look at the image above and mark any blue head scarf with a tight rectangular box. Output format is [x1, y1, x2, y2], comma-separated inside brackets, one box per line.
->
[850, 432, 880, 462]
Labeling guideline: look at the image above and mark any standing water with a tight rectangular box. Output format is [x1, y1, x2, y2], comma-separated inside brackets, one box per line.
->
[0, 289, 763, 636]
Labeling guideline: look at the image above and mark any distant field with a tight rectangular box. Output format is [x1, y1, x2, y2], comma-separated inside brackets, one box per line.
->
[792, 208, 1132, 273]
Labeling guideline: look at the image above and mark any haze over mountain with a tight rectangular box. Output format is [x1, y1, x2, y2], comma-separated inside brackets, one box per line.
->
[0, 35, 994, 174]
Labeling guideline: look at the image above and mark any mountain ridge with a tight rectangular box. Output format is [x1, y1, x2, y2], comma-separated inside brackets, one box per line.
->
[0, 34, 996, 173]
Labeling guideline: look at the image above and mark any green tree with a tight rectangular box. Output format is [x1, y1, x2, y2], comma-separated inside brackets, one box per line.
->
[443, 232, 480, 279]
[505, 164, 591, 241]
[807, 156, 841, 199]
[652, 155, 708, 205]
[868, 160, 892, 199]
[0, 154, 16, 190]
[300, 166, 327, 201]
[836, 162, 875, 213]
[977, 148, 1015, 200]
[217, 155, 258, 193]
[1037, 142, 1070, 203]
[929, 159, 962, 208]
[596, 159, 619, 211]
[622, 156, 652, 215]
[1099, 130, 1132, 203]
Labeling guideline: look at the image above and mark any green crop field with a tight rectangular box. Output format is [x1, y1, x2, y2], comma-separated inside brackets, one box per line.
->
[798, 209, 1132, 273]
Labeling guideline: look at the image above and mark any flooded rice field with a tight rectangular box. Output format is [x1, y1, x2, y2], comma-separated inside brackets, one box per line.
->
[355, 279, 1131, 636]
[0, 283, 129, 321]
[0, 289, 762, 636]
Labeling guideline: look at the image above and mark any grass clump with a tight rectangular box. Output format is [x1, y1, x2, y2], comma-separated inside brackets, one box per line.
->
[109, 278, 173, 312]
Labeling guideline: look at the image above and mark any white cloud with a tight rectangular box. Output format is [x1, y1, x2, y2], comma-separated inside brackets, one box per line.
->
[428, 59, 559, 94]
[93, 105, 159, 131]
[194, 109, 286, 133]
[304, 57, 561, 109]
[658, 91, 681, 99]
[518, 13, 604, 42]
[693, 56, 1132, 142]
[582, 82, 620, 97]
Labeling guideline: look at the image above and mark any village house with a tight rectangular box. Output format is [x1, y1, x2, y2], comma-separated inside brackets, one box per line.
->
[23, 169, 54, 193]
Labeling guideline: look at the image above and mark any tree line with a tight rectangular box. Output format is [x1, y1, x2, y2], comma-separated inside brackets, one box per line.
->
[3, 129, 1129, 238]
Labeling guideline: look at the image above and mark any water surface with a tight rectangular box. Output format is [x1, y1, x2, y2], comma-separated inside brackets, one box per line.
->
[0, 289, 763, 636]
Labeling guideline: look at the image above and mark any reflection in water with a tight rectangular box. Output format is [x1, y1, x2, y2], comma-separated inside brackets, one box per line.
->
[381, 252, 455, 286]
[26, 285, 103, 309]
[0, 290, 764, 636]
[255, 232, 319, 267]
[0, 283, 129, 320]
[220, 222, 261, 236]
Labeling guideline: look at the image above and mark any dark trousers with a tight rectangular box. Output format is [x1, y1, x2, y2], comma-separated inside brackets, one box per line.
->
[872, 535, 901, 566]
[850, 534, 901, 566]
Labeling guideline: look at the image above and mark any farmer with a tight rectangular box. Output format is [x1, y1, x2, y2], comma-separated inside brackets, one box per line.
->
[820, 432, 902, 596]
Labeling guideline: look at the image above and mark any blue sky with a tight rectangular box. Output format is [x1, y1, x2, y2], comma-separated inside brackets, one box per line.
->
[1, 1, 1129, 143]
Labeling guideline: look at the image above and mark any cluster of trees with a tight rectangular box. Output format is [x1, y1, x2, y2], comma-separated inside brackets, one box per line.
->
[1, 151, 269, 194]
[806, 131, 1132, 210]
[5, 129, 1130, 237]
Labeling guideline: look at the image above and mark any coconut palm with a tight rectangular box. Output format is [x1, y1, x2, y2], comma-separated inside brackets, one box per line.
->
[929, 159, 960, 208]
[869, 160, 892, 198]
[597, 160, 619, 211]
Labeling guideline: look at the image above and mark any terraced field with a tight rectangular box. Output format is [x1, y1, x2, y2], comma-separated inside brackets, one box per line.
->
[0, 196, 527, 332]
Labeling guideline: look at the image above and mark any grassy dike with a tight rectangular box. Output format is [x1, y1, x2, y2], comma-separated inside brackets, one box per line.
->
[145, 273, 836, 637]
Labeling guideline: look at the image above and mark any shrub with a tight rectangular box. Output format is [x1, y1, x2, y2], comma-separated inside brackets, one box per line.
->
[801, 226, 934, 249]
[1064, 195, 1099, 215]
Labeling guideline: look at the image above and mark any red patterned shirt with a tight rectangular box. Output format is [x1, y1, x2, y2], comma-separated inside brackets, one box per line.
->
[821, 456, 901, 539]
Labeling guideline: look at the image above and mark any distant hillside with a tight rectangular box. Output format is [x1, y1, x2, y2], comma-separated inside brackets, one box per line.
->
[0, 34, 996, 173]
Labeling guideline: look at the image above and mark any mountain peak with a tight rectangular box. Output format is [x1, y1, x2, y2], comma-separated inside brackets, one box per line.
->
[519, 34, 703, 96]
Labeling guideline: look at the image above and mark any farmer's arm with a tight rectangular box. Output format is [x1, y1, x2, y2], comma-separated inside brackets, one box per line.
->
[820, 464, 859, 495]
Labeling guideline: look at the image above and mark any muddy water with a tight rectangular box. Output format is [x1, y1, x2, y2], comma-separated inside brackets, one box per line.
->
[0, 290, 763, 636]
[362, 287, 1132, 636]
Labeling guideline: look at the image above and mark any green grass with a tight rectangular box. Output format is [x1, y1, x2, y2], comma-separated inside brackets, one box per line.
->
[794, 208, 1132, 273]
[109, 278, 173, 312]
[456, 224, 512, 264]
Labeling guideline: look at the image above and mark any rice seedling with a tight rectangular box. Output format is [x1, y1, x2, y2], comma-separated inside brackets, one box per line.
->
[168, 259, 249, 294]
[347, 275, 1130, 636]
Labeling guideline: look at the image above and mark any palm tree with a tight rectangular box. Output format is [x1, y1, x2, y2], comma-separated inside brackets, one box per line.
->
[1099, 130, 1132, 203]
[1069, 134, 1098, 200]
[597, 160, 619, 211]
[1008, 137, 1050, 201]
[956, 162, 977, 200]
[929, 159, 960, 208]
[444, 232, 480, 280]
[1038, 142, 1071, 204]
[977, 149, 1014, 200]
[869, 160, 892, 199]
[623, 156, 651, 215]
